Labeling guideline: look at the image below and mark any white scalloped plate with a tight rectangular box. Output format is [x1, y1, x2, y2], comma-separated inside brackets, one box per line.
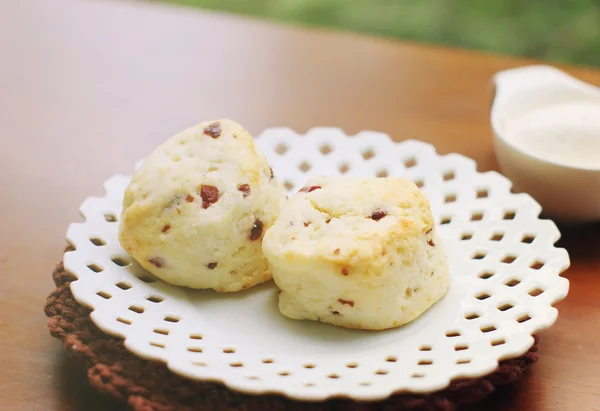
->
[64, 128, 570, 402]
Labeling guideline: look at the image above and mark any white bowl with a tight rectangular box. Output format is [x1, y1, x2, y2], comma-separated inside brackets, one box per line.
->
[490, 65, 600, 224]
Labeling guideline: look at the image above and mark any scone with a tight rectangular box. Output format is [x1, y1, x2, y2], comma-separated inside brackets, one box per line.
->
[119, 119, 287, 292]
[262, 177, 450, 330]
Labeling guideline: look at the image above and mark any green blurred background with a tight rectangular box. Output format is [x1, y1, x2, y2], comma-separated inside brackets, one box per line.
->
[158, 0, 600, 67]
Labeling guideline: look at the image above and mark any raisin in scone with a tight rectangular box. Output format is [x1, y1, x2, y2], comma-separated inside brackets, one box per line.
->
[119, 119, 287, 292]
[262, 177, 450, 330]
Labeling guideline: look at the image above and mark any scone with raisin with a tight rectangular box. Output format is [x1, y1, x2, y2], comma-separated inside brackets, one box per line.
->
[119, 119, 287, 292]
[262, 177, 450, 330]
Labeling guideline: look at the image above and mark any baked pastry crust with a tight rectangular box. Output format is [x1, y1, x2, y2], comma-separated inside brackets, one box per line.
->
[262, 177, 450, 330]
[119, 119, 287, 292]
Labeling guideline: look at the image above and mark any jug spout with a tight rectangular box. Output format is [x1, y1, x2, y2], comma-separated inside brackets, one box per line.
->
[491, 65, 600, 136]
[494, 65, 569, 106]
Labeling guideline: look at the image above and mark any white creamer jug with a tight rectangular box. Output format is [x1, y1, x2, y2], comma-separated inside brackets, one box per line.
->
[491, 65, 600, 223]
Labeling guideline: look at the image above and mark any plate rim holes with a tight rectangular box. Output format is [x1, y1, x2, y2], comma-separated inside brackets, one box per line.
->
[87, 264, 103, 273]
[261, 358, 273, 363]
[164, 315, 180, 323]
[476, 188, 489, 198]
[103, 213, 117, 222]
[275, 143, 289, 155]
[116, 317, 132, 325]
[150, 341, 165, 348]
[444, 194, 457, 203]
[338, 163, 350, 174]
[346, 362, 358, 368]
[230, 362, 243, 367]
[66, 240, 77, 251]
[385, 356, 397, 363]
[419, 345, 432, 351]
[362, 148, 375, 160]
[137, 274, 157, 283]
[491, 339, 506, 347]
[298, 161, 312, 172]
[479, 271, 494, 279]
[153, 328, 169, 336]
[455, 344, 469, 351]
[501, 255, 517, 264]
[418, 359, 433, 366]
[190, 334, 203, 340]
[490, 232, 504, 241]
[96, 291, 112, 299]
[115, 281, 132, 290]
[404, 157, 417, 168]
[529, 288, 545, 297]
[505, 279, 521, 287]
[461, 232, 473, 241]
[480, 325, 497, 333]
[530, 260, 545, 270]
[475, 292, 491, 301]
[471, 251, 487, 260]
[110, 256, 131, 267]
[517, 314, 532, 323]
[375, 369, 388, 375]
[128, 305, 144, 314]
[464, 312, 480, 320]
[283, 180, 294, 191]
[90, 237, 106, 246]
[440, 216, 452, 225]
[223, 348, 236, 354]
[376, 169, 389, 178]
[445, 330, 461, 338]
[319, 144, 332, 155]
[456, 358, 471, 364]
[146, 295, 164, 303]
[521, 234, 536, 244]
[415, 179, 425, 188]
[497, 303, 514, 311]
[470, 211, 484, 221]
[412, 373, 425, 378]
[503, 210, 517, 220]
[278, 371, 291, 377]
[304, 363, 316, 369]
[443, 170, 455, 181]
[188, 347, 203, 353]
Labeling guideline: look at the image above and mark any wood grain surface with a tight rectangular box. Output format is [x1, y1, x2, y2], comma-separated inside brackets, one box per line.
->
[1, 0, 599, 410]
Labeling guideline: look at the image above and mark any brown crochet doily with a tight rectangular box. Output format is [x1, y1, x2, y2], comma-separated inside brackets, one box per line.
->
[45, 257, 539, 411]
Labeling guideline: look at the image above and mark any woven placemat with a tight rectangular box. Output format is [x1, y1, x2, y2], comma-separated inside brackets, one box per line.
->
[45, 256, 539, 411]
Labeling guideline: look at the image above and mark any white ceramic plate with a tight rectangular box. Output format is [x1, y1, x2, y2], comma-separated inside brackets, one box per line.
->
[64, 128, 570, 402]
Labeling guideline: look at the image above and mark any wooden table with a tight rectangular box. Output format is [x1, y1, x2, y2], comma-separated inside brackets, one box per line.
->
[1, 0, 599, 409]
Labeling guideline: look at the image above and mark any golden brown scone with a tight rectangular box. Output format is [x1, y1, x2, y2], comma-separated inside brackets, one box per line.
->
[262, 177, 450, 330]
[119, 119, 287, 292]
